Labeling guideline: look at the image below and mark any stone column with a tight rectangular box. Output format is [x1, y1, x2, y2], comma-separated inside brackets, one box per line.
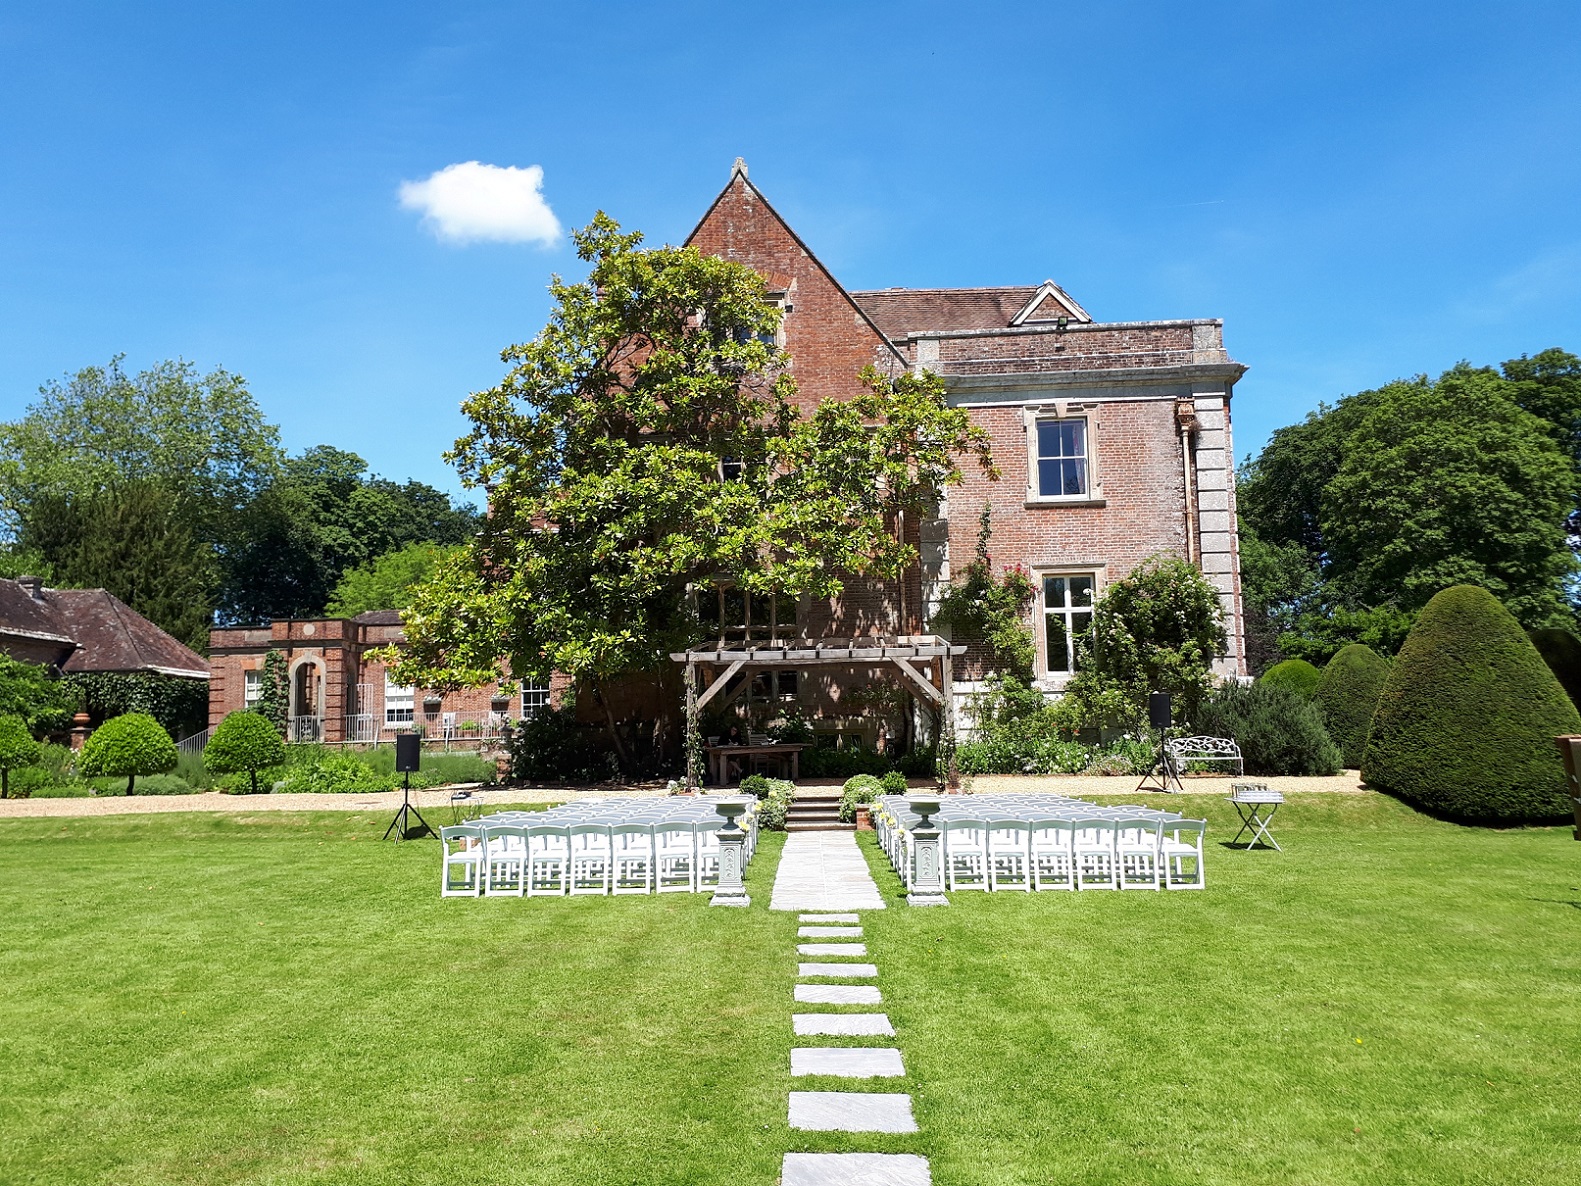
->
[905, 794, 949, 907]
[710, 796, 752, 907]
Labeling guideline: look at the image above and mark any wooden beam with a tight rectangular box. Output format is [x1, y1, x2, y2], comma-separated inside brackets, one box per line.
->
[695, 659, 745, 710]
[891, 657, 944, 706]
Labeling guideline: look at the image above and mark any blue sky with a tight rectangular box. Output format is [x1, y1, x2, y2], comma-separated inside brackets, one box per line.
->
[2, 1, 1578, 503]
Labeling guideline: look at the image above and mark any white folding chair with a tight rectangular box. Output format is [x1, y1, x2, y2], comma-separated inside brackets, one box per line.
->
[440, 824, 484, 897]
[985, 819, 1033, 891]
[654, 821, 698, 892]
[695, 821, 722, 888]
[1160, 819, 1207, 890]
[1072, 818, 1119, 890]
[526, 823, 570, 896]
[611, 822, 655, 894]
[483, 824, 528, 896]
[568, 822, 612, 895]
[944, 819, 989, 891]
[1030, 818, 1076, 890]
[1115, 816, 1163, 890]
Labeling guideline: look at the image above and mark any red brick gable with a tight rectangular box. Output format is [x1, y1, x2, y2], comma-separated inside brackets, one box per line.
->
[685, 166, 907, 412]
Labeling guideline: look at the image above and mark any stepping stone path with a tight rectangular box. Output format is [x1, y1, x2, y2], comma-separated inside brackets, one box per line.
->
[773, 832, 930, 1186]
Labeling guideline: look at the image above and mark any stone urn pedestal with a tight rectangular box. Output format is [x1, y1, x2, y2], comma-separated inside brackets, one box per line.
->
[710, 796, 752, 907]
[905, 793, 949, 907]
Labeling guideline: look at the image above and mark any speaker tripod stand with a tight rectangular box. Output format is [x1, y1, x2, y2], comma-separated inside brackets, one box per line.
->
[383, 769, 434, 841]
[1134, 730, 1184, 793]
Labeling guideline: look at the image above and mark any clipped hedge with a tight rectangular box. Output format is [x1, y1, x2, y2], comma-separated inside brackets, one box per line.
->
[204, 711, 288, 795]
[1362, 585, 1580, 823]
[839, 774, 884, 822]
[756, 778, 796, 831]
[1314, 644, 1391, 768]
[1530, 628, 1581, 712]
[1259, 658, 1323, 699]
[0, 714, 40, 798]
[1193, 682, 1342, 776]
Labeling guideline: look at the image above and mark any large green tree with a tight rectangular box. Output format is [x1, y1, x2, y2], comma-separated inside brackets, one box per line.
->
[20, 479, 215, 649]
[0, 356, 282, 545]
[325, 542, 459, 618]
[388, 214, 995, 767]
[1240, 351, 1580, 643]
[220, 447, 480, 622]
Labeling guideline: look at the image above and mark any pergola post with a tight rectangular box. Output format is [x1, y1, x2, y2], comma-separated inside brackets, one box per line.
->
[940, 647, 957, 790]
[684, 660, 700, 789]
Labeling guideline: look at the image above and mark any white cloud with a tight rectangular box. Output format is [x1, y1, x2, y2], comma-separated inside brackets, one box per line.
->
[398, 161, 561, 246]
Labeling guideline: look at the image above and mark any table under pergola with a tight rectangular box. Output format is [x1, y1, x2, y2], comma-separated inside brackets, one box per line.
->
[670, 635, 966, 787]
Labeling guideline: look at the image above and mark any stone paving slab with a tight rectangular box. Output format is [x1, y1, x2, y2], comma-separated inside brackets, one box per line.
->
[795, 983, 882, 1005]
[785, 1099, 921, 1136]
[797, 942, 868, 957]
[798, 925, 864, 938]
[792, 1047, 905, 1078]
[771, 832, 886, 911]
[798, 962, 877, 978]
[794, 1012, 895, 1037]
[783, 1150, 928, 1182]
[798, 913, 861, 924]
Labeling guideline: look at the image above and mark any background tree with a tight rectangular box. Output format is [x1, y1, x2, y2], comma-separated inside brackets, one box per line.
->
[324, 542, 459, 618]
[0, 714, 40, 798]
[0, 655, 74, 734]
[20, 479, 215, 649]
[203, 711, 286, 795]
[220, 447, 479, 622]
[388, 214, 995, 769]
[0, 356, 282, 547]
[1055, 555, 1226, 730]
[78, 711, 178, 795]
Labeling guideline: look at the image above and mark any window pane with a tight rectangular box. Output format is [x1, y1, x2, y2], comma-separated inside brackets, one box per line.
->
[699, 589, 721, 627]
[1045, 614, 1070, 674]
[774, 594, 798, 629]
[1070, 576, 1094, 607]
[778, 670, 799, 698]
[1061, 459, 1086, 496]
[1038, 458, 1062, 497]
[1044, 576, 1067, 607]
[1037, 420, 1061, 460]
[1060, 420, 1084, 457]
[723, 587, 746, 629]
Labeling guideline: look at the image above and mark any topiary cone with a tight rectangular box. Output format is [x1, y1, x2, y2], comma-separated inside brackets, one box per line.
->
[1362, 585, 1581, 823]
[1315, 644, 1391, 769]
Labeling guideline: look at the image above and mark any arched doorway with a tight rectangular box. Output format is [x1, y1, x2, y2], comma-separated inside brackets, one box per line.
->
[289, 658, 325, 742]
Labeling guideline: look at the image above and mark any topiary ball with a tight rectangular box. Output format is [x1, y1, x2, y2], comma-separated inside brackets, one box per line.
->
[1362, 585, 1581, 823]
[204, 711, 287, 795]
[0, 714, 40, 799]
[79, 712, 179, 796]
[1259, 658, 1323, 699]
[1314, 644, 1391, 769]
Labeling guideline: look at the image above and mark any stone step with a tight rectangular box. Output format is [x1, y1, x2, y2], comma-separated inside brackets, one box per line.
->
[799, 913, 861, 924]
[792, 788, 844, 801]
[798, 925, 863, 938]
[786, 1099, 921, 1136]
[792, 1047, 905, 1078]
[795, 983, 882, 1005]
[798, 942, 867, 957]
[794, 1012, 895, 1037]
[798, 962, 878, 978]
[783, 1152, 930, 1184]
[784, 821, 855, 832]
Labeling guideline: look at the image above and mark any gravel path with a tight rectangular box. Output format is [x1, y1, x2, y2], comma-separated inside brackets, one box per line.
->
[963, 771, 1368, 797]
[0, 785, 665, 819]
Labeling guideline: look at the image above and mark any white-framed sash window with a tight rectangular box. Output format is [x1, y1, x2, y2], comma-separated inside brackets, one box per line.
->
[384, 676, 415, 724]
[1042, 573, 1097, 675]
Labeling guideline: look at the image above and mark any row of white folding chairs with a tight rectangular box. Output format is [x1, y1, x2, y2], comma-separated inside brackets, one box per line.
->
[441, 818, 748, 897]
[876, 811, 1204, 892]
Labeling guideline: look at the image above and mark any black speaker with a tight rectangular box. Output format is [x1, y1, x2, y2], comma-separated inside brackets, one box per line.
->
[1149, 691, 1172, 731]
[394, 732, 421, 773]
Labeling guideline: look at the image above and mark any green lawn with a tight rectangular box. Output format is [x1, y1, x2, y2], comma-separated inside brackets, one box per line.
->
[0, 795, 1577, 1185]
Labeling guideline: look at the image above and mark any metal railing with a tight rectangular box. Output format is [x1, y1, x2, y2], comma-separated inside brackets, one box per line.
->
[288, 716, 323, 743]
[176, 727, 212, 758]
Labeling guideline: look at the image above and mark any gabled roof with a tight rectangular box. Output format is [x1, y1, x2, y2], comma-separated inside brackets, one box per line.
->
[0, 578, 208, 678]
[1010, 280, 1092, 326]
[685, 160, 909, 371]
[851, 281, 1094, 342]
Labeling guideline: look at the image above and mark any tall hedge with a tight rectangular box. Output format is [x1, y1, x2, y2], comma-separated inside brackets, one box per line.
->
[1362, 585, 1580, 823]
[1259, 658, 1322, 699]
[1314, 644, 1390, 768]
[1530, 628, 1581, 712]
[1194, 681, 1341, 776]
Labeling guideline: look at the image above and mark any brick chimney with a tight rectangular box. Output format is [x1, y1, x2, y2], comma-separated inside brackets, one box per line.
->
[17, 575, 45, 601]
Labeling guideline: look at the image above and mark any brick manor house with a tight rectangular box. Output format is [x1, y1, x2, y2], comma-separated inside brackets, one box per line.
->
[207, 162, 1247, 747]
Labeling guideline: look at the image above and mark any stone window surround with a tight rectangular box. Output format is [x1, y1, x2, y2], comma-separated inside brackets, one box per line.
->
[1022, 402, 1106, 508]
[1034, 564, 1106, 689]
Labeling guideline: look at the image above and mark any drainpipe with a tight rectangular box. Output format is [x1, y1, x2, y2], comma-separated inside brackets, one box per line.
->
[1175, 400, 1201, 565]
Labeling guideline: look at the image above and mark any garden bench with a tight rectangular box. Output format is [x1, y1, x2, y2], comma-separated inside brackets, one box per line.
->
[1165, 735, 1244, 777]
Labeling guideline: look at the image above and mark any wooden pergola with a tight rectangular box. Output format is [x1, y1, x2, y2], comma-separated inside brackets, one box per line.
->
[670, 635, 965, 786]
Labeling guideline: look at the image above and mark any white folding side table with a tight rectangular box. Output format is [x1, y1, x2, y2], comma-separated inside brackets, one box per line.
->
[1228, 782, 1284, 851]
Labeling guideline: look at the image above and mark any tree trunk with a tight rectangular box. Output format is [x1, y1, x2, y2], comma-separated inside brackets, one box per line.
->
[250, 769, 259, 795]
[2, 768, 8, 799]
[594, 681, 631, 775]
[126, 773, 135, 796]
